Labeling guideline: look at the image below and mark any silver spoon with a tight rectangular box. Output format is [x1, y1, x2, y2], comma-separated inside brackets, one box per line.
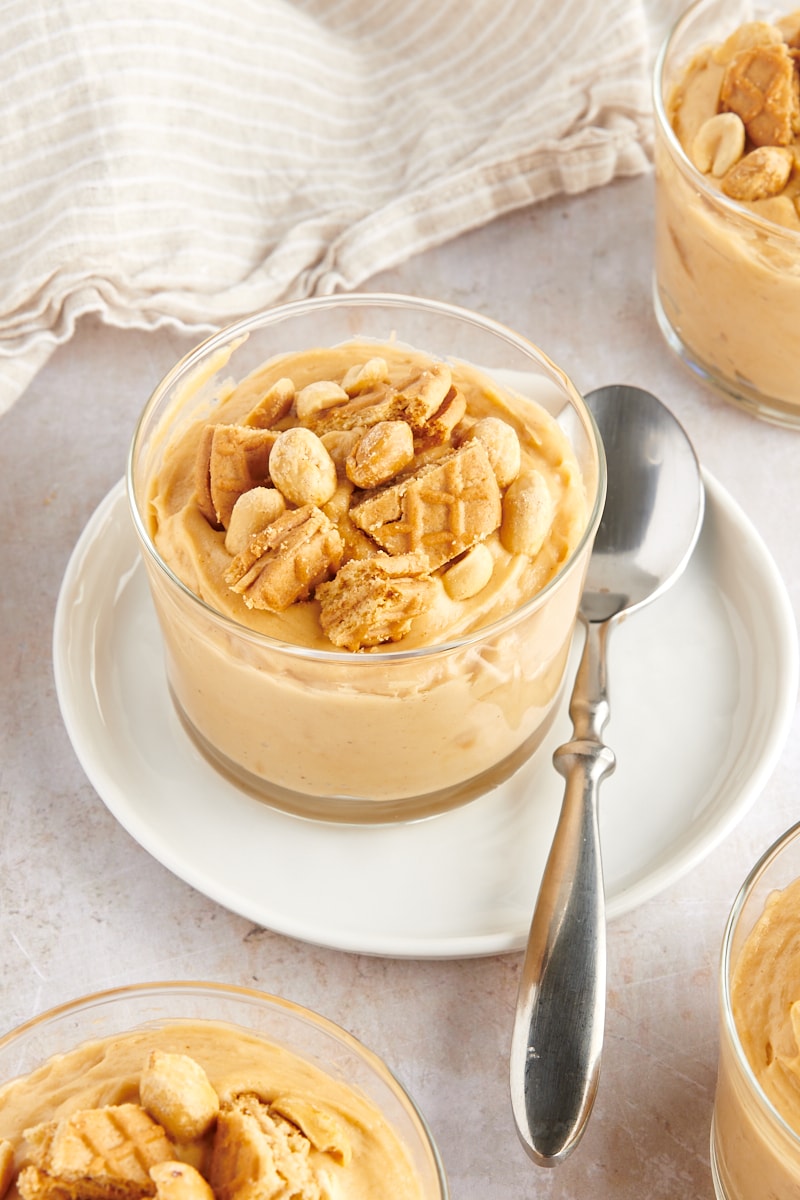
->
[510, 383, 705, 1167]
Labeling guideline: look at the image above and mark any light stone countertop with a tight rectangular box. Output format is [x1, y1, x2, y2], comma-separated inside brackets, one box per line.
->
[2, 171, 799, 1199]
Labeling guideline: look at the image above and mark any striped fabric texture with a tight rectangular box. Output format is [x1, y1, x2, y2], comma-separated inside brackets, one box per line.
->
[0, 0, 652, 412]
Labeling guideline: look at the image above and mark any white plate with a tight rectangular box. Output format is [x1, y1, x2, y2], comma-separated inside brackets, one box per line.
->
[53, 473, 797, 958]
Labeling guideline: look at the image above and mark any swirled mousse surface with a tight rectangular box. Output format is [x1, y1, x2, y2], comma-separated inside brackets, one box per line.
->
[147, 341, 588, 653]
[731, 876, 800, 1128]
[668, 12, 800, 229]
[0, 1021, 424, 1200]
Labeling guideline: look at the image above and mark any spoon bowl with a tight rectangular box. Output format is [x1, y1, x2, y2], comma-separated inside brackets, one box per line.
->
[582, 385, 707, 622]
[510, 384, 705, 1167]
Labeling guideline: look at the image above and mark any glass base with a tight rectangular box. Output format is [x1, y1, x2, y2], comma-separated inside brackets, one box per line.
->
[709, 1112, 729, 1200]
[653, 280, 800, 432]
[170, 683, 561, 825]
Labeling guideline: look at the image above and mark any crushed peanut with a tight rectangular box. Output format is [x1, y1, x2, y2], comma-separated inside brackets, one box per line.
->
[242, 378, 295, 429]
[140, 1051, 219, 1143]
[345, 420, 414, 489]
[150, 1162, 215, 1200]
[501, 469, 556, 556]
[224, 487, 286, 556]
[463, 415, 522, 488]
[320, 428, 363, 473]
[341, 356, 389, 395]
[395, 363, 453, 429]
[295, 380, 349, 420]
[267, 427, 338, 508]
[691, 112, 746, 176]
[418, 386, 467, 446]
[443, 542, 494, 601]
[721, 144, 794, 200]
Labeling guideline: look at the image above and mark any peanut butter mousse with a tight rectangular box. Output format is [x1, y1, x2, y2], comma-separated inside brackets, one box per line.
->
[0, 1022, 425, 1200]
[712, 875, 800, 1199]
[730, 876, 800, 1129]
[148, 341, 586, 653]
[655, 10, 800, 413]
[139, 338, 590, 809]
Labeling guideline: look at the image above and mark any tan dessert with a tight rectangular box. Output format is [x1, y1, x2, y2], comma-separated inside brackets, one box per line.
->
[730, 875, 800, 1126]
[0, 1022, 424, 1200]
[654, 6, 800, 422]
[713, 874, 800, 1198]
[149, 342, 586, 653]
[131, 315, 599, 817]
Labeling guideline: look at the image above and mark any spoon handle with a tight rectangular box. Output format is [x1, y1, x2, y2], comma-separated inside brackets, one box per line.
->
[510, 618, 616, 1166]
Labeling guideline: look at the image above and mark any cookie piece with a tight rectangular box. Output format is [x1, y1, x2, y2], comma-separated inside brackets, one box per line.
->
[225, 505, 343, 612]
[19, 1105, 174, 1200]
[317, 554, 435, 651]
[208, 1095, 319, 1200]
[720, 41, 800, 146]
[195, 424, 277, 529]
[350, 440, 501, 570]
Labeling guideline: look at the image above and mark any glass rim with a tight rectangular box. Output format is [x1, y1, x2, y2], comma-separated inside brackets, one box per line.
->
[719, 820, 800, 1146]
[0, 979, 449, 1196]
[126, 291, 606, 665]
[652, 0, 800, 244]
[0, 979, 353, 1049]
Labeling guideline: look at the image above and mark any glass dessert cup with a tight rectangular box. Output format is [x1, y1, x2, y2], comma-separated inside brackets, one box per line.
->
[0, 980, 448, 1200]
[127, 293, 605, 824]
[711, 821, 800, 1199]
[653, 0, 800, 429]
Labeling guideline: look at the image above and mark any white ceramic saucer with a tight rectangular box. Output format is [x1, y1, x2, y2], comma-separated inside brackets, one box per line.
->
[53, 472, 797, 958]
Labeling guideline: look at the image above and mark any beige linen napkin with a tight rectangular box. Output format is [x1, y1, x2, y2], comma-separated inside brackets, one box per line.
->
[0, 0, 652, 414]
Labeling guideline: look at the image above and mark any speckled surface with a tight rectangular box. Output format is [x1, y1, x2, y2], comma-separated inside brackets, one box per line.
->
[2, 171, 799, 1199]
